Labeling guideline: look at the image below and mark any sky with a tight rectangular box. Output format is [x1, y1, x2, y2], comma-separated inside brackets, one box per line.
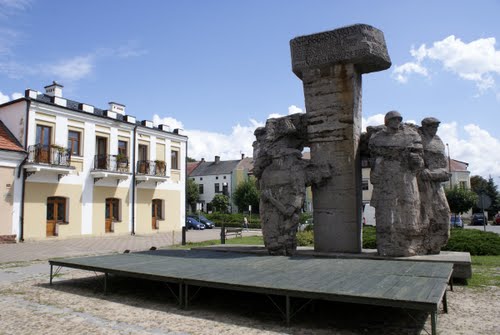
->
[1, 0, 499, 183]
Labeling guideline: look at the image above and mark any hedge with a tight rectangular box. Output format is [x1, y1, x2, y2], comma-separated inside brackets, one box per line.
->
[297, 226, 500, 256]
[204, 213, 261, 229]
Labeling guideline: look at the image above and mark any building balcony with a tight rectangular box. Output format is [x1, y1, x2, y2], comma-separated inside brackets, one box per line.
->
[24, 144, 74, 179]
[136, 160, 168, 185]
[27, 144, 72, 166]
[91, 154, 131, 184]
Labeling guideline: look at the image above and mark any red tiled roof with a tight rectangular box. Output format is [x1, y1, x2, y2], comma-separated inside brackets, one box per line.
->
[0, 121, 24, 152]
[449, 159, 469, 172]
[187, 161, 202, 176]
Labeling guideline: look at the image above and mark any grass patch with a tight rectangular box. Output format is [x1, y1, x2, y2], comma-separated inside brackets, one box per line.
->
[469, 255, 500, 288]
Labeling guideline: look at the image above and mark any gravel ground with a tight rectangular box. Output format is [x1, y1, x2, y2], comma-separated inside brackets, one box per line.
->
[0, 265, 499, 335]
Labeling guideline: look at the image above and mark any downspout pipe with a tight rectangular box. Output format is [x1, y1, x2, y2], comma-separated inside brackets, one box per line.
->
[131, 125, 137, 235]
[19, 99, 31, 242]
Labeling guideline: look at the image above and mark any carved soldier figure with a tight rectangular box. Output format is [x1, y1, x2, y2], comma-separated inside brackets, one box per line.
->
[369, 111, 426, 256]
[418, 117, 451, 254]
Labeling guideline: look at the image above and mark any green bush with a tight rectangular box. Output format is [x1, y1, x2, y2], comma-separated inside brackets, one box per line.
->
[362, 226, 377, 249]
[297, 230, 314, 246]
[443, 229, 500, 255]
[204, 213, 261, 229]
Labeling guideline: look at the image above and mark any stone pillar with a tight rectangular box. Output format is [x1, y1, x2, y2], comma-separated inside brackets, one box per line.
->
[290, 24, 391, 253]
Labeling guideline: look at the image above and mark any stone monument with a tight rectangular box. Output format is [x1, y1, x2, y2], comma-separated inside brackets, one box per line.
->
[289, 24, 391, 253]
[253, 114, 332, 255]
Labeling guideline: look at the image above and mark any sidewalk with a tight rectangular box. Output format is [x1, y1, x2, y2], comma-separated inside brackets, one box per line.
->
[0, 228, 262, 264]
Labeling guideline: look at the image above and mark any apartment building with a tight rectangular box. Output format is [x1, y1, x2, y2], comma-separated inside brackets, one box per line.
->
[0, 82, 187, 241]
[189, 155, 252, 213]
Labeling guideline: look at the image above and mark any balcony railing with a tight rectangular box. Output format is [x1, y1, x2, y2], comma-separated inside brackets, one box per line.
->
[27, 144, 71, 167]
[93, 154, 129, 172]
[136, 160, 166, 176]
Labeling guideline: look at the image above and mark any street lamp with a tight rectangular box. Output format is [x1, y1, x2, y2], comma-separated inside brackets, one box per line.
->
[446, 143, 452, 188]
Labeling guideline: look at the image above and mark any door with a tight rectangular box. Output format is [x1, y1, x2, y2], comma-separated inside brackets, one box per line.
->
[36, 125, 51, 163]
[96, 137, 107, 169]
[138, 144, 148, 173]
[46, 197, 65, 236]
[105, 198, 119, 233]
[152, 199, 162, 229]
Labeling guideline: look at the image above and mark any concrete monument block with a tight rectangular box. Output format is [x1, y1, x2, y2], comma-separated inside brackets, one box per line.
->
[290, 24, 391, 253]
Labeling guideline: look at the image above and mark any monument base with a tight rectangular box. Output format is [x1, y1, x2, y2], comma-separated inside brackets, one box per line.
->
[193, 245, 472, 280]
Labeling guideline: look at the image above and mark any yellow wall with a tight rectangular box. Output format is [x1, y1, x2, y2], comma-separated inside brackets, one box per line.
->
[24, 182, 83, 240]
[170, 171, 181, 183]
[0, 167, 15, 235]
[92, 186, 130, 236]
[135, 188, 181, 234]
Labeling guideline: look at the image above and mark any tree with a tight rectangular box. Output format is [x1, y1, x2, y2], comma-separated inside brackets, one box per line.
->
[233, 178, 260, 213]
[187, 157, 197, 162]
[186, 178, 199, 212]
[210, 194, 229, 213]
[470, 175, 500, 216]
[445, 186, 478, 215]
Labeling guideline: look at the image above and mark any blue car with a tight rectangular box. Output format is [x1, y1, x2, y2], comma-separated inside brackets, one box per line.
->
[186, 217, 205, 230]
[188, 215, 215, 229]
[450, 214, 463, 228]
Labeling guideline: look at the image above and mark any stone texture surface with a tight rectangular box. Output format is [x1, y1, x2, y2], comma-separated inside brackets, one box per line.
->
[253, 114, 331, 255]
[290, 24, 391, 253]
[418, 117, 451, 254]
[367, 112, 451, 257]
[290, 24, 391, 78]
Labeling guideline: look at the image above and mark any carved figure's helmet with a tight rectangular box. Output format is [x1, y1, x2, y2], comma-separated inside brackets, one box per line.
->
[421, 117, 441, 127]
[384, 111, 402, 125]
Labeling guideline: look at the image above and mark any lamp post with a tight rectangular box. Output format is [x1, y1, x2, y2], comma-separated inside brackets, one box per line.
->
[446, 143, 452, 188]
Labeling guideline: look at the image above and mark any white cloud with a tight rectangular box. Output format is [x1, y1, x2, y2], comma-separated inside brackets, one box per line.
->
[45, 56, 94, 81]
[0, 91, 9, 103]
[152, 115, 184, 131]
[267, 104, 304, 119]
[439, 122, 500, 181]
[362, 113, 385, 130]
[0, 90, 23, 103]
[394, 35, 500, 93]
[0, 0, 31, 18]
[392, 62, 429, 83]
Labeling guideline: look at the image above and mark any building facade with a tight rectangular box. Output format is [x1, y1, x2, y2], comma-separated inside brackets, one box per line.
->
[189, 155, 252, 213]
[0, 82, 187, 241]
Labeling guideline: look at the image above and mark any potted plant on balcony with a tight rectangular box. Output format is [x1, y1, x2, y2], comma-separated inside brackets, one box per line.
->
[50, 144, 66, 152]
[155, 160, 166, 175]
[116, 153, 128, 171]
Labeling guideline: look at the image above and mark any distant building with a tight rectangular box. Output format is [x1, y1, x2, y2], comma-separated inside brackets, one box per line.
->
[0, 82, 187, 241]
[0, 121, 26, 243]
[445, 159, 471, 189]
[189, 155, 252, 213]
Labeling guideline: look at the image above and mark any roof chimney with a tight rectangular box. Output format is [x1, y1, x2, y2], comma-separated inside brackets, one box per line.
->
[201, 158, 205, 162]
[44, 81, 63, 97]
[215, 156, 220, 164]
[241, 153, 245, 160]
[108, 102, 126, 115]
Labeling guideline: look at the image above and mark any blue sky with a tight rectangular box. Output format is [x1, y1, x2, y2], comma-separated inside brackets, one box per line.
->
[1, 0, 500, 182]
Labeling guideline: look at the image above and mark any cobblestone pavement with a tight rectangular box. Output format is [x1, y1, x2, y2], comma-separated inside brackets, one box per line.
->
[0, 228, 261, 264]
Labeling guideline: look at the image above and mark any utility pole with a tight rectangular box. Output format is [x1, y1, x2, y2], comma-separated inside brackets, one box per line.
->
[446, 143, 452, 188]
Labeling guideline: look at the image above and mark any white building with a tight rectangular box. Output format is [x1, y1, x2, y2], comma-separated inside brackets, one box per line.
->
[0, 82, 187, 241]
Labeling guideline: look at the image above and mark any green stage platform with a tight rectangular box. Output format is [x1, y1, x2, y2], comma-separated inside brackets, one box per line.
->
[49, 249, 453, 334]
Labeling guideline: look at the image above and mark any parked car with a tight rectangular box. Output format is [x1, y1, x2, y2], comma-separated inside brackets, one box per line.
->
[187, 215, 215, 229]
[450, 214, 463, 228]
[186, 217, 205, 230]
[471, 213, 487, 226]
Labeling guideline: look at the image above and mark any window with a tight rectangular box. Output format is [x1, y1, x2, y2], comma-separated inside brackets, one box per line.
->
[215, 183, 220, 193]
[152, 199, 163, 219]
[47, 197, 67, 223]
[199, 184, 204, 194]
[222, 182, 228, 195]
[171, 150, 179, 170]
[118, 140, 128, 156]
[200, 177, 203, 181]
[68, 131, 81, 156]
[459, 181, 467, 189]
[216, 176, 219, 180]
[362, 179, 369, 191]
[105, 198, 120, 221]
[36, 125, 52, 147]
[138, 144, 148, 161]
[223, 176, 226, 179]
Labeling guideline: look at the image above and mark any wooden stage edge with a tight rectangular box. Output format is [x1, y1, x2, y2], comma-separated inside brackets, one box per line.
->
[196, 245, 472, 280]
[49, 249, 454, 335]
